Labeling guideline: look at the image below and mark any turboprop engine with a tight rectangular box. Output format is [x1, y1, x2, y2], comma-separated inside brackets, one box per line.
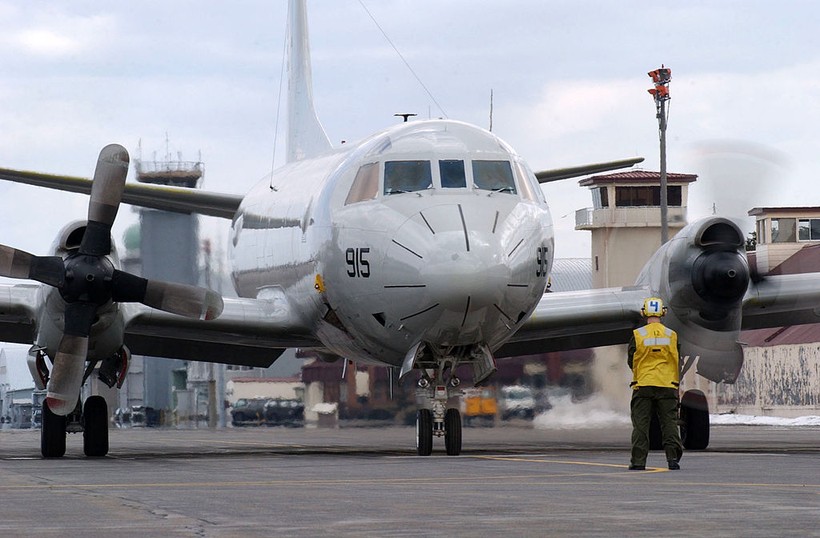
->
[635, 217, 751, 383]
[0, 144, 223, 416]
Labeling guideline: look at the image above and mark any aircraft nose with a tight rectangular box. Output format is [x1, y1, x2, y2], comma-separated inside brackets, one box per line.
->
[420, 232, 508, 311]
[380, 202, 529, 345]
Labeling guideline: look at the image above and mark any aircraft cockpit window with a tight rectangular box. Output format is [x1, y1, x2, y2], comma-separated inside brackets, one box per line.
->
[472, 160, 516, 194]
[345, 162, 380, 205]
[384, 160, 432, 194]
[514, 161, 540, 202]
[439, 160, 467, 188]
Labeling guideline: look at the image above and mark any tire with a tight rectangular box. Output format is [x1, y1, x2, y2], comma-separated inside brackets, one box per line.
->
[444, 408, 462, 456]
[41, 399, 67, 459]
[680, 389, 710, 450]
[416, 409, 433, 456]
[83, 395, 109, 457]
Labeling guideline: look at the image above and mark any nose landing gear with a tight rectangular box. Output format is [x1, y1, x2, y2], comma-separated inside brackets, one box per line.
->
[415, 369, 462, 456]
[404, 343, 497, 456]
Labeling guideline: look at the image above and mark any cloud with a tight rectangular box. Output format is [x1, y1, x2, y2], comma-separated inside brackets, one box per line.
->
[5, 12, 118, 59]
[17, 28, 82, 57]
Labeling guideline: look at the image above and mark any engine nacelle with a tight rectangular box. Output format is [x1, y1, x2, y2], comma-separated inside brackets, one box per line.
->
[50, 220, 119, 263]
[635, 217, 750, 383]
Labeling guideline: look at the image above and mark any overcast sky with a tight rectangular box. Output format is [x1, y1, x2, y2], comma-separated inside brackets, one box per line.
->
[1, 0, 818, 264]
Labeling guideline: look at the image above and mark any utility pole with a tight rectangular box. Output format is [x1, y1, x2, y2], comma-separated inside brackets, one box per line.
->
[648, 65, 672, 244]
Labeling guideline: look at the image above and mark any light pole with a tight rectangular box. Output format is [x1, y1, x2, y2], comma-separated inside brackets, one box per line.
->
[648, 66, 672, 244]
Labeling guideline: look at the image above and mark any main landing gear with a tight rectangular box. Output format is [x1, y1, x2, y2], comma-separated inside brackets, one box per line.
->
[41, 394, 110, 458]
[648, 389, 711, 451]
[35, 347, 126, 459]
[679, 389, 710, 450]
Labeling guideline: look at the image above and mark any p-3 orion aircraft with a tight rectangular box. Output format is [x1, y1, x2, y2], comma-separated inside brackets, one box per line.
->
[2, 0, 820, 458]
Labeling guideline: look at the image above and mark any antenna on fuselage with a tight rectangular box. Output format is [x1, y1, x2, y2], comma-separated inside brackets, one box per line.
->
[489, 89, 494, 132]
[394, 113, 417, 123]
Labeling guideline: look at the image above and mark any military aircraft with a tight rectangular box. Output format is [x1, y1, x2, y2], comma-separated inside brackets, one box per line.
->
[2, 0, 820, 458]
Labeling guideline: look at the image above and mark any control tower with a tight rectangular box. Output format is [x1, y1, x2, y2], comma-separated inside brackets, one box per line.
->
[122, 154, 203, 415]
[575, 170, 697, 288]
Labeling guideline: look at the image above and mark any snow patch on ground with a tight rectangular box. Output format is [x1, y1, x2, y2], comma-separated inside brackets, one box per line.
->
[709, 414, 820, 426]
[533, 394, 820, 429]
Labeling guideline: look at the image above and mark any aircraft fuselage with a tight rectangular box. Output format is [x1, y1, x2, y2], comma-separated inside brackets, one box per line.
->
[230, 120, 554, 367]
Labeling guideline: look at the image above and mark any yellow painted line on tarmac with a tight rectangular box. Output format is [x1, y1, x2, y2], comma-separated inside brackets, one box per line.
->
[475, 454, 666, 472]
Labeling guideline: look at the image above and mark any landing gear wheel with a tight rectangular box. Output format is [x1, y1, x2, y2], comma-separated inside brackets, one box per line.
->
[416, 409, 433, 456]
[444, 408, 462, 456]
[41, 399, 67, 459]
[83, 395, 109, 457]
[680, 389, 710, 450]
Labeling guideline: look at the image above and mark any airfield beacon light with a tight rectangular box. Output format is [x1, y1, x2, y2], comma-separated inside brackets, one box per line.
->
[648, 65, 672, 244]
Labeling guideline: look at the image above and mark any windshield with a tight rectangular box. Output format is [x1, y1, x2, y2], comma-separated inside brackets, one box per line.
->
[439, 159, 467, 188]
[472, 160, 516, 193]
[384, 160, 432, 194]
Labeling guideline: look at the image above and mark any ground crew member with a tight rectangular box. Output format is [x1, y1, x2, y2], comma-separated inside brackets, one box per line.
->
[628, 297, 683, 470]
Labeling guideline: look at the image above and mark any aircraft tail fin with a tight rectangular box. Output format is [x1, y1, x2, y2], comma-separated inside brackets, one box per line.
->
[287, 0, 333, 163]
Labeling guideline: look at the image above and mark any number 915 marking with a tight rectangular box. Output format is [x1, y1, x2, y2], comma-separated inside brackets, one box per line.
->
[346, 247, 370, 278]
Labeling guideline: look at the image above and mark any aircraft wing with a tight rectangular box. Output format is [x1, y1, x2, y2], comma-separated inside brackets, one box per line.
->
[0, 282, 321, 368]
[0, 167, 242, 219]
[498, 272, 820, 359]
[0, 284, 40, 345]
[496, 286, 648, 358]
[741, 273, 820, 329]
[535, 157, 644, 184]
[122, 296, 323, 368]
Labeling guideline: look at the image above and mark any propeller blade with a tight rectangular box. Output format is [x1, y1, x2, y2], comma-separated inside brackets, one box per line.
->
[111, 269, 224, 320]
[80, 144, 130, 256]
[45, 333, 88, 416]
[0, 245, 64, 287]
[0, 245, 34, 279]
[144, 280, 224, 320]
[45, 302, 98, 416]
[64, 301, 100, 338]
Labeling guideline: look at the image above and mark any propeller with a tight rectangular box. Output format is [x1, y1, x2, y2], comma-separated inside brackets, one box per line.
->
[0, 144, 224, 415]
[683, 139, 794, 309]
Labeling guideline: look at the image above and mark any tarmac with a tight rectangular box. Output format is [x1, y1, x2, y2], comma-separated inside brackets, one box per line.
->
[0, 423, 817, 537]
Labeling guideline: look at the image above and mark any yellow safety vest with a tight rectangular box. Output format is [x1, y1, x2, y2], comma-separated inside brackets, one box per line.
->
[631, 322, 679, 389]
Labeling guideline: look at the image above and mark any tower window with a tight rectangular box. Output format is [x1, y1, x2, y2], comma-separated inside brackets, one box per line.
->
[615, 186, 681, 207]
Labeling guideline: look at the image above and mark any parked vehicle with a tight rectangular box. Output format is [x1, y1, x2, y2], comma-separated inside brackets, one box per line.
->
[231, 398, 305, 427]
[264, 398, 305, 427]
[230, 398, 270, 426]
[499, 385, 536, 420]
[462, 387, 497, 426]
